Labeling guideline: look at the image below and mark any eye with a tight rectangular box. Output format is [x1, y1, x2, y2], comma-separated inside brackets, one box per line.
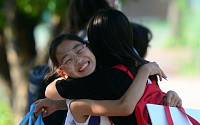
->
[64, 59, 72, 65]
[77, 48, 83, 54]
[76, 46, 84, 54]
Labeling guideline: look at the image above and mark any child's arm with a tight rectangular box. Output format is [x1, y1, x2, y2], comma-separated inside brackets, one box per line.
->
[34, 98, 67, 117]
[70, 62, 167, 118]
[45, 77, 65, 100]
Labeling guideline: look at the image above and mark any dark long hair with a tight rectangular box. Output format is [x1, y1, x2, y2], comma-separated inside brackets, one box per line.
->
[87, 9, 148, 71]
[66, 0, 111, 34]
[45, 34, 87, 82]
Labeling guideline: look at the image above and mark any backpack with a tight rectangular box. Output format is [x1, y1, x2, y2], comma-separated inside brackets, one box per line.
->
[113, 64, 166, 125]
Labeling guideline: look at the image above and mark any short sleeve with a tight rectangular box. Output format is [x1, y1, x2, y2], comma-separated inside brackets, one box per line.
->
[56, 67, 133, 100]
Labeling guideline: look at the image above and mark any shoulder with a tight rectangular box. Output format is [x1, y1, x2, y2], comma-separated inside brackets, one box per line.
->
[93, 66, 133, 80]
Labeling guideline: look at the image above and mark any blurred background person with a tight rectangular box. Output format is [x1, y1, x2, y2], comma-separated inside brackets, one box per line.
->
[65, 0, 152, 58]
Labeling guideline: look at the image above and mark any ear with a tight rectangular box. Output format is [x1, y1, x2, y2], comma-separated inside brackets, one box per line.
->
[57, 69, 68, 80]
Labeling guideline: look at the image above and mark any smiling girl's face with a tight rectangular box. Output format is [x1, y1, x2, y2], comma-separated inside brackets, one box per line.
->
[56, 40, 96, 78]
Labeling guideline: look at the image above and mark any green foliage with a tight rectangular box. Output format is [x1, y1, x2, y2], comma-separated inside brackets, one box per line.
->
[165, 1, 200, 49]
[0, 99, 14, 125]
[53, 0, 70, 15]
[175, 0, 188, 12]
[165, 1, 200, 76]
[0, 0, 5, 29]
[16, 0, 48, 18]
[0, 12, 6, 29]
[16, 0, 70, 19]
[0, 0, 3, 6]
[178, 53, 200, 76]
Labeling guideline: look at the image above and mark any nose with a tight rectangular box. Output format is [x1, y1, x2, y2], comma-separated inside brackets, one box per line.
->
[75, 56, 83, 65]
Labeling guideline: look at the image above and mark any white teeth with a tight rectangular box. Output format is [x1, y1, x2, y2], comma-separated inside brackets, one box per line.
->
[79, 62, 88, 71]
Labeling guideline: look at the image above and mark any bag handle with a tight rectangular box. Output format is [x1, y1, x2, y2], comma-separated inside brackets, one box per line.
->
[164, 106, 174, 125]
[19, 104, 36, 125]
[178, 107, 200, 125]
[34, 114, 44, 125]
[19, 104, 44, 125]
[164, 106, 200, 125]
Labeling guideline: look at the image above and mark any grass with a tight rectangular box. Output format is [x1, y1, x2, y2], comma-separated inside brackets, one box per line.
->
[0, 99, 14, 125]
[0, 85, 14, 125]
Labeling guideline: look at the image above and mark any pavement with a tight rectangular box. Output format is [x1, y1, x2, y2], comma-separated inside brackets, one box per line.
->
[145, 47, 200, 110]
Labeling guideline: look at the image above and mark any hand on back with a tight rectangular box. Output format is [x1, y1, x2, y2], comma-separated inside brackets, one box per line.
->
[141, 62, 167, 81]
[164, 90, 182, 107]
[141, 62, 182, 107]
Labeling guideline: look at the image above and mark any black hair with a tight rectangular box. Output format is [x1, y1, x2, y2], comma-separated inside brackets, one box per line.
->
[87, 9, 148, 71]
[131, 23, 152, 58]
[66, 0, 111, 34]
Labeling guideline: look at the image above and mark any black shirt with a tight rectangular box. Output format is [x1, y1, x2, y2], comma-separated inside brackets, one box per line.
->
[56, 66, 138, 125]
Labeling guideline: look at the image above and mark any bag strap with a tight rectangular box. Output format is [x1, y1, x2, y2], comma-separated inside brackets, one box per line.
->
[19, 104, 36, 125]
[164, 106, 174, 125]
[178, 107, 200, 125]
[108, 117, 115, 125]
[34, 114, 45, 125]
[164, 106, 200, 125]
[112, 64, 134, 79]
[19, 104, 44, 125]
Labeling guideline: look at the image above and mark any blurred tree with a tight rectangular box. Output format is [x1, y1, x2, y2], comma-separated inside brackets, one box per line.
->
[0, 0, 70, 124]
[167, 0, 200, 75]
[168, 0, 200, 48]
[0, 0, 136, 124]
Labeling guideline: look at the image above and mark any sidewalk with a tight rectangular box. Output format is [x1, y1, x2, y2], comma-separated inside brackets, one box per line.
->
[145, 47, 200, 110]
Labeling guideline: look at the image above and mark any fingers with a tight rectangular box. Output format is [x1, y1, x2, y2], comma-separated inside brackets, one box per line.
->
[156, 68, 167, 82]
[34, 104, 42, 113]
[155, 63, 167, 81]
[34, 109, 49, 118]
[34, 107, 44, 116]
[149, 62, 167, 81]
[161, 70, 167, 80]
[172, 97, 180, 107]
[165, 91, 182, 107]
[42, 110, 49, 117]
[165, 93, 172, 106]
[34, 99, 46, 114]
[177, 100, 182, 107]
[34, 110, 43, 117]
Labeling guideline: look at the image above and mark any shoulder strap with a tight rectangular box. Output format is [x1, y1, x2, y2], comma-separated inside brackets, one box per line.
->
[112, 64, 134, 79]
[88, 116, 100, 125]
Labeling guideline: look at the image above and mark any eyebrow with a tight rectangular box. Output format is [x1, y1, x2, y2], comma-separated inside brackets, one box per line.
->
[60, 44, 82, 63]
